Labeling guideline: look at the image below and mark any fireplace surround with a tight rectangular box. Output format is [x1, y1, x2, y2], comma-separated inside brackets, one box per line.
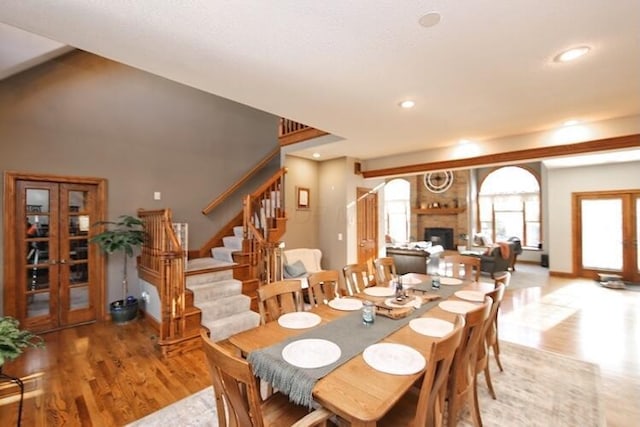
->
[424, 227, 454, 250]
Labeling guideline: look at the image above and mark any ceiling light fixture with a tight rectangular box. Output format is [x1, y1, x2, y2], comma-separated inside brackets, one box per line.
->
[563, 120, 579, 126]
[418, 12, 441, 28]
[312, 152, 320, 159]
[399, 100, 415, 109]
[554, 46, 591, 63]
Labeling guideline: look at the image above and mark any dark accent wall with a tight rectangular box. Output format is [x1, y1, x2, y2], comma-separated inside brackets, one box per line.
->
[0, 50, 280, 311]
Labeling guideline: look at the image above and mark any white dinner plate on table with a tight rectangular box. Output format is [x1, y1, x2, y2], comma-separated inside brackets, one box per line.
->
[454, 290, 485, 302]
[277, 312, 321, 329]
[282, 339, 341, 369]
[384, 296, 420, 309]
[328, 298, 363, 311]
[401, 274, 424, 286]
[440, 277, 464, 286]
[362, 343, 426, 375]
[364, 286, 395, 297]
[409, 318, 454, 337]
[438, 300, 479, 314]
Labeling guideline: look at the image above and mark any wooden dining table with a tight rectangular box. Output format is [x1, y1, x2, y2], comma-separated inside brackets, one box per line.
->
[228, 274, 486, 427]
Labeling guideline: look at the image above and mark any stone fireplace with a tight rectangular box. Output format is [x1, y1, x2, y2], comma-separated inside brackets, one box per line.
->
[424, 227, 454, 250]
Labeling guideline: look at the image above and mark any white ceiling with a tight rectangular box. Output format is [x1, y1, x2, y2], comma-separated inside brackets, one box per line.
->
[1, 1, 639, 166]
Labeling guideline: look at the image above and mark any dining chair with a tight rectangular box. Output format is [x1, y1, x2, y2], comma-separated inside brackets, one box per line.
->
[490, 272, 511, 372]
[442, 254, 481, 282]
[373, 257, 397, 285]
[378, 315, 465, 427]
[256, 280, 304, 325]
[475, 283, 506, 400]
[446, 297, 492, 427]
[200, 330, 334, 427]
[307, 270, 341, 306]
[342, 264, 372, 296]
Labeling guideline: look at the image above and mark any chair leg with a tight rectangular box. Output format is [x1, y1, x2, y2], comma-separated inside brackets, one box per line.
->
[483, 365, 497, 400]
[469, 378, 484, 427]
[446, 394, 460, 427]
[493, 322, 504, 372]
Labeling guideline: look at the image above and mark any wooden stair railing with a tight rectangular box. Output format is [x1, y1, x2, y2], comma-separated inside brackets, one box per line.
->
[201, 147, 280, 215]
[137, 208, 197, 356]
[279, 118, 329, 147]
[243, 167, 287, 283]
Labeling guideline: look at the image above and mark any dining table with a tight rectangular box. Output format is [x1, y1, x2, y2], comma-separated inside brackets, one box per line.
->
[228, 273, 490, 427]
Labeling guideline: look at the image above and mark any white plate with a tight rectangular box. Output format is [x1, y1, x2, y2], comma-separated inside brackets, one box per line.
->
[364, 286, 395, 297]
[282, 339, 341, 369]
[454, 290, 485, 302]
[409, 318, 454, 337]
[362, 343, 426, 375]
[438, 300, 479, 314]
[401, 274, 424, 285]
[440, 277, 464, 286]
[328, 298, 363, 311]
[384, 296, 420, 308]
[277, 312, 321, 329]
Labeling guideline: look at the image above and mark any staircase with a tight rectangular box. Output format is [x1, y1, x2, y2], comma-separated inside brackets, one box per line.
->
[210, 226, 244, 263]
[185, 261, 260, 341]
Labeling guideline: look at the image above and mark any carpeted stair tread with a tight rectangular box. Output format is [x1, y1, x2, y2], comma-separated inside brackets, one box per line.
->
[203, 310, 261, 342]
[211, 246, 235, 263]
[186, 257, 234, 272]
[222, 235, 243, 250]
[233, 226, 243, 238]
[187, 279, 242, 303]
[197, 294, 252, 322]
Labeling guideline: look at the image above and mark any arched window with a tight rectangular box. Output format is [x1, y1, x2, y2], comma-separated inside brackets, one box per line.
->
[384, 179, 410, 244]
[478, 166, 540, 248]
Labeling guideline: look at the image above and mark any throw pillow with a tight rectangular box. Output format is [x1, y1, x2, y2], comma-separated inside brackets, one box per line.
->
[284, 260, 307, 278]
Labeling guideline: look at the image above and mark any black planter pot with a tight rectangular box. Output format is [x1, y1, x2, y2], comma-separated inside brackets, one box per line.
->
[110, 297, 139, 323]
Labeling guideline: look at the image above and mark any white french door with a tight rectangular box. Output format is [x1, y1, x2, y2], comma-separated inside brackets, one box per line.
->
[575, 190, 640, 282]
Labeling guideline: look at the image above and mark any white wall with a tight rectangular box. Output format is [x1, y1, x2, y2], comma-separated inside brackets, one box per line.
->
[546, 160, 640, 273]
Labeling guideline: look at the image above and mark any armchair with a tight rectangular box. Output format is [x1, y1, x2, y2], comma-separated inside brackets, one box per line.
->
[479, 245, 511, 278]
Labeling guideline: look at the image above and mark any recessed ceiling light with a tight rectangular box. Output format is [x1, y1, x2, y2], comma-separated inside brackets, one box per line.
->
[554, 46, 591, 63]
[399, 100, 415, 109]
[312, 152, 320, 159]
[458, 139, 472, 144]
[563, 120, 579, 126]
[418, 12, 441, 28]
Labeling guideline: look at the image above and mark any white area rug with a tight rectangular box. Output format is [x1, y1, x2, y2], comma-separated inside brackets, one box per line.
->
[128, 341, 604, 427]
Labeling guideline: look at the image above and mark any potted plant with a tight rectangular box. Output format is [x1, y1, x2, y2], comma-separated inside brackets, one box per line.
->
[0, 316, 44, 372]
[90, 215, 145, 323]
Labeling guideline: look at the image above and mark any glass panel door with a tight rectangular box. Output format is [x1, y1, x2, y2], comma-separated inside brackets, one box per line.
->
[19, 181, 60, 331]
[581, 199, 623, 270]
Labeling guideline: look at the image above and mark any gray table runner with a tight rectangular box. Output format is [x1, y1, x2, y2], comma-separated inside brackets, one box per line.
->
[247, 282, 458, 407]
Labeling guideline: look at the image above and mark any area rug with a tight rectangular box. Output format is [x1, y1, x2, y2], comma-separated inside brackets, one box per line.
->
[479, 263, 549, 291]
[127, 341, 604, 427]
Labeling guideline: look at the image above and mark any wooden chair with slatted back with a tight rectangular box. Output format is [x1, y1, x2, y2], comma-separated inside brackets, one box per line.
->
[446, 297, 492, 427]
[442, 254, 481, 282]
[307, 270, 340, 307]
[378, 315, 465, 427]
[256, 280, 304, 325]
[373, 257, 397, 286]
[200, 330, 333, 427]
[342, 264, 371, 296]
[490, 271, 511, 371]
[475, 283, 506, 400]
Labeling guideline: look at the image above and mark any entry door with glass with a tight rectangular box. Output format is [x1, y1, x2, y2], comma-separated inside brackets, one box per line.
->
[576, 191, 640, 282]
[5, 175, 106, 332]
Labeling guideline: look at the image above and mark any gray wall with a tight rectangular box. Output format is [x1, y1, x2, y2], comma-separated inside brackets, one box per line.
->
[282, 155, 319, 250]
[0, 51, 279, 313]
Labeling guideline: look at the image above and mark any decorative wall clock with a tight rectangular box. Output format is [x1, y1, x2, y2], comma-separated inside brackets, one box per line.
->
[423, 171, 454, 193]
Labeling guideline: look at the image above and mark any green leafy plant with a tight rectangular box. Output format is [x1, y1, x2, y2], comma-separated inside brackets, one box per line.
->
[0, 316, 44, 367]
[90, 215, 145, 303]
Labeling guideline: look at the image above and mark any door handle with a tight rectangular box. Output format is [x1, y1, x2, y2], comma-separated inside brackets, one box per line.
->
[59, 259, 67, 264]
[50, 259, 57, 265]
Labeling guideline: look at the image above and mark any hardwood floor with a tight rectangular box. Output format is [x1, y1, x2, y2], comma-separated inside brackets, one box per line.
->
[2, 263, 639, 426]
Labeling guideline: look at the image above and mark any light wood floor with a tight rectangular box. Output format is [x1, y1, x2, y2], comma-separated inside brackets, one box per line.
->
[2, 263, 638, 426]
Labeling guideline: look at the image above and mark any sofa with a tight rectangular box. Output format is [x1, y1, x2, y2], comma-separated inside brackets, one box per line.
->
[386, 245, 444, 275]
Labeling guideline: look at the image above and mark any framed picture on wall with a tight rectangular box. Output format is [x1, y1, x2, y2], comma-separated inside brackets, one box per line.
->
[297, 187, 310, 209]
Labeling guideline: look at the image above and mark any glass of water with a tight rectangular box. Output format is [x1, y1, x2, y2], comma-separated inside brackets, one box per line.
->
[362, 300, 375, 326]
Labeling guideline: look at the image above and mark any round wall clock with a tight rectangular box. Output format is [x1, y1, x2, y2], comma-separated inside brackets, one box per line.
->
[423, 171, 454, 193]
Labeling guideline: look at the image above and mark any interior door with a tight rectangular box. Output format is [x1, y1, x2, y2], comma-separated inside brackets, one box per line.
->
[575, 190, 640, 282]
[4, 173, 106, 332]
[357, 187, 378, 271]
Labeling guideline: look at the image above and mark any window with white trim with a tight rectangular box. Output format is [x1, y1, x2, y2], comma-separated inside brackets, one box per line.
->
[384, 179, 410, 244]
[478, 166, 541, 248]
